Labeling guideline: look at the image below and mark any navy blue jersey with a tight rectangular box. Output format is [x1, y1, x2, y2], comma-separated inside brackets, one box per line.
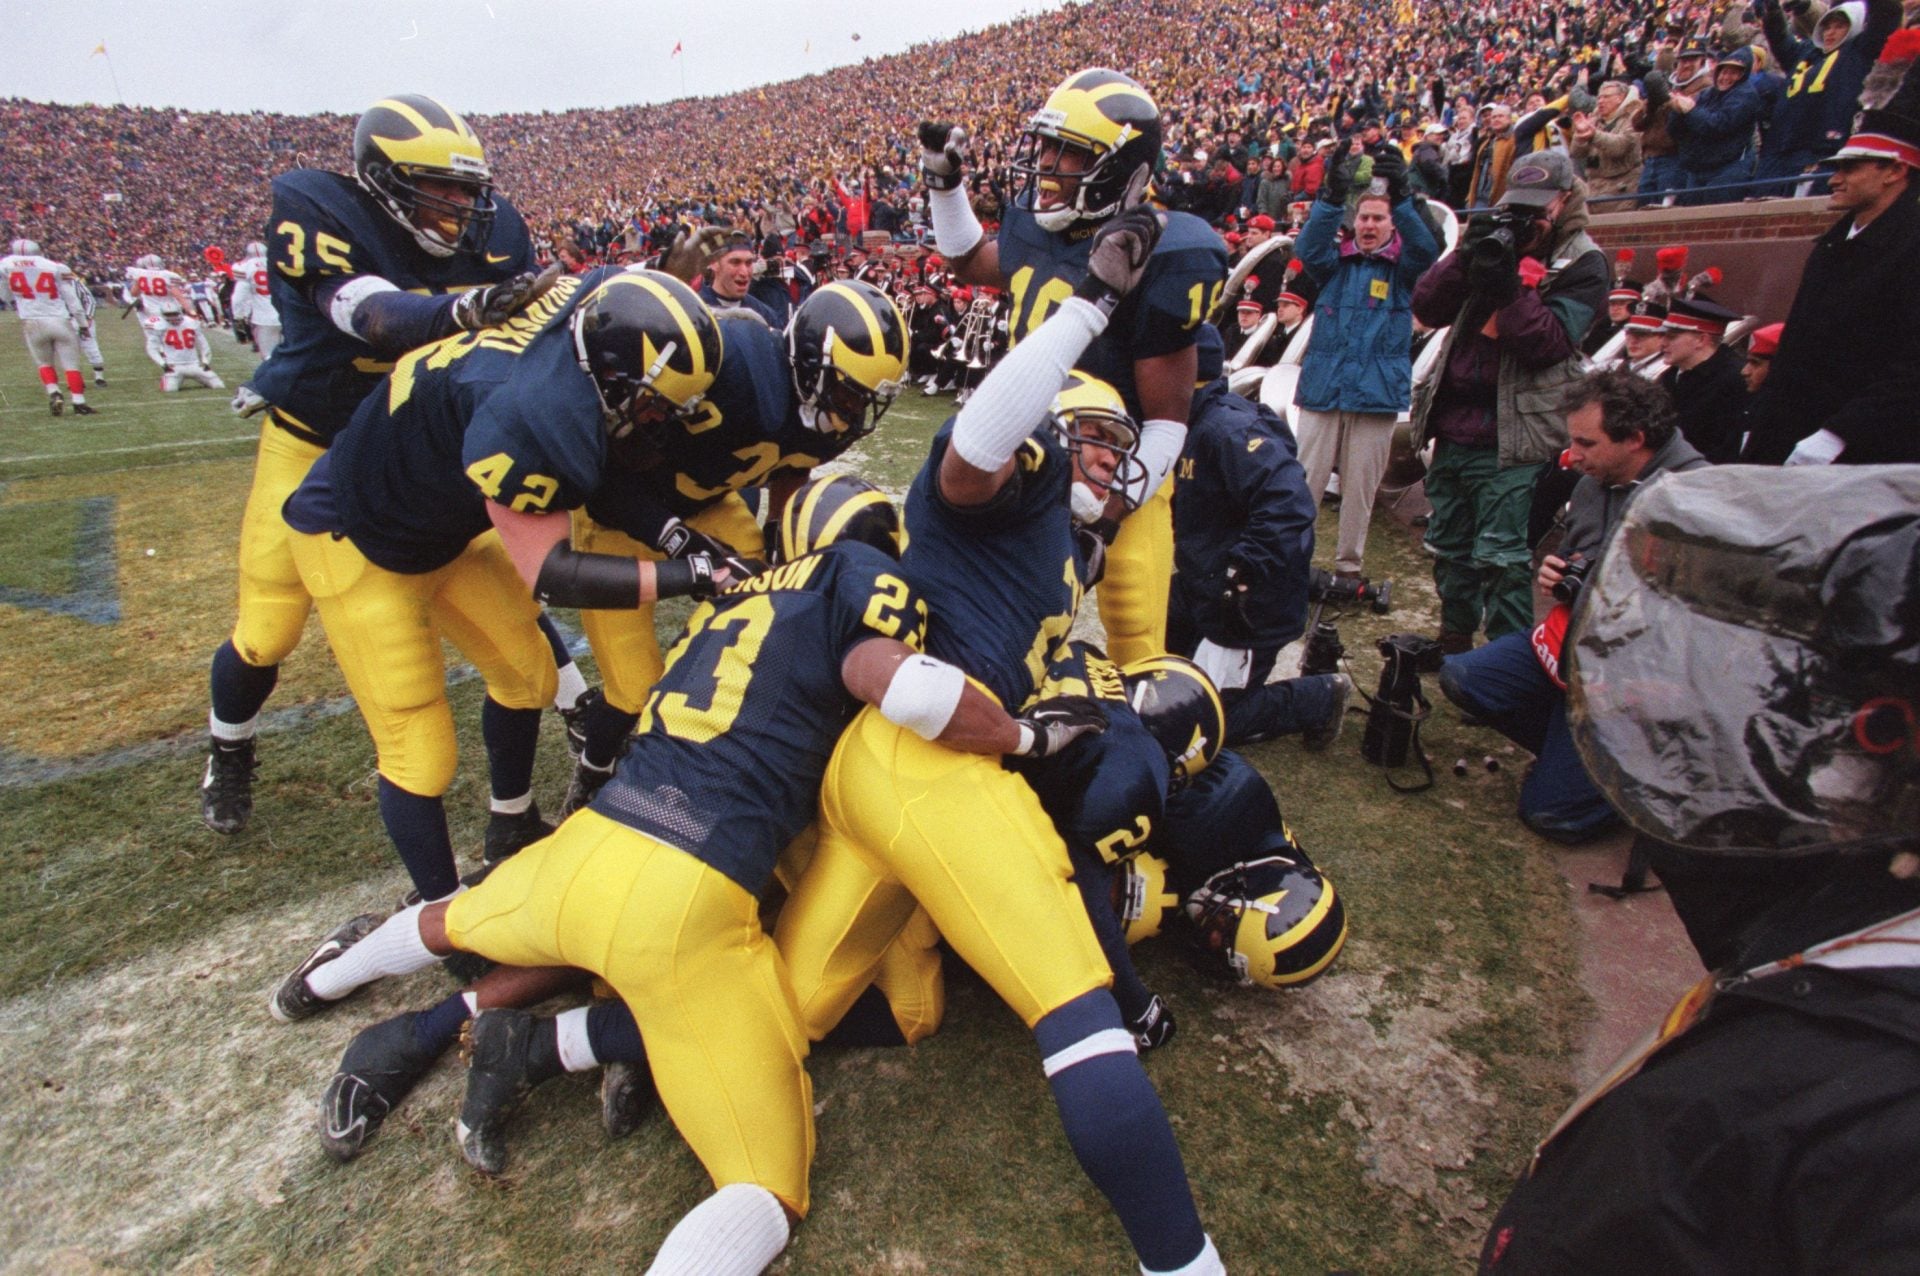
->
[902, 423, 1090, 710]
[593, 542, 926, 894]
[997, 200, 1227, 419]
[294, 270, 605, 574]
[1013, 641, 1169, 865]
[251, 169, 534, 444]
[1150, 749, 1305, 895]
[698, 280, 780, 328]
[584, 315, 853, 538]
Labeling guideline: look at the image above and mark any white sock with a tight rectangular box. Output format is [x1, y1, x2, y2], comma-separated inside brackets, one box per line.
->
[555, 661, 588, 712]
[644, 1184, 790, 1276]
[1143, 1235, 1224, 1276]
[555, 1005, 598, 1072]
[490, 791, 533, 816]
[305, 904, 437, 1000]
[461, 991, 479, 1014]
[209, 712, 258, 743]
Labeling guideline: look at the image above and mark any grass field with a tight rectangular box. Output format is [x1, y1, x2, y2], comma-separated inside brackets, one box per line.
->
[0, 308, 1588, 1273]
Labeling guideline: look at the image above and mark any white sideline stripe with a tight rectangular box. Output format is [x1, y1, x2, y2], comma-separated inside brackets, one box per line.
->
[1041, 1027, 1137, 1077]
[1, 434, 254, 465]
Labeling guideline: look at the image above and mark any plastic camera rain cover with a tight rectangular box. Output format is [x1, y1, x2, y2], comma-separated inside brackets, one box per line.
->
[1567, 465, 1920, 857]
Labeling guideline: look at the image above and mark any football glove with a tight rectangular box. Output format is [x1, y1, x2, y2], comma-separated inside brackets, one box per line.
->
[652, 553, 723, 600]
[1127, 994, 1177, 1052]
[1012, 695, 1109, 758]
[656, 517, 765, 583]
[231, 385, 268, 418]
[661, 225, 731, 284]
[917, 121, 969, 192]
[1073, 208, 1165, 316]
[449, 263, 563, 331]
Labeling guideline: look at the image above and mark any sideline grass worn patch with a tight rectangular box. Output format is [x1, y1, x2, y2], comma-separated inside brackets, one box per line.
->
[0, 311, 1587, 1271]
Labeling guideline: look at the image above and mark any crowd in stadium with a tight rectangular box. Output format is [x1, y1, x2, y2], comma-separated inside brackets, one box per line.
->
[5, 0, 1920, 1269]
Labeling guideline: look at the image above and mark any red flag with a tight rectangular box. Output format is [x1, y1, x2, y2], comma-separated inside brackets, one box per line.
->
[671, 40, 682, 57]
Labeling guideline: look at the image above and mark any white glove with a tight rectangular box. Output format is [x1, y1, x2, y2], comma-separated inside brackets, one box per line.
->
[1190, 639, 1253, 692]
[231, 385, 268, 417]
[1784, 428, 1844, 466]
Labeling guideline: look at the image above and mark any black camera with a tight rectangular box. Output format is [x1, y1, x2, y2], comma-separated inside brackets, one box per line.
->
[1361, 633, 1447, 774]
[1300, 621, 1346, 676]
[1308, 568, 1392, 614]
[1551, 556, 1592, 605]
[1474, 206, 1536, 253]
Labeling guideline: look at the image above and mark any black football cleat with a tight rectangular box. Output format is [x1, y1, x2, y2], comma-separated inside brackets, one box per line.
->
[455, 1010, 551, 1175]
[72, 402, 98, 416]
[319, 1011, 447, 1161]
[48, 394, 62, 417]
[200, 737, 257, 834]
[557, 758, 616, 820]
[483, 804, 553, 866]
[270, 913, 383, 1023]
[600, 1059, 658, 1141]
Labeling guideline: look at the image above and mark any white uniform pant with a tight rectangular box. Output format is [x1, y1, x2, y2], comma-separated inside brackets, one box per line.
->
[253, 321, 284, 361]
[140, 319, 166, 366]
[1294, 408, 1399, 576]
[78, 328, 104, 371]
[162, 365, 226, 392]
[22, 318, 82, 377]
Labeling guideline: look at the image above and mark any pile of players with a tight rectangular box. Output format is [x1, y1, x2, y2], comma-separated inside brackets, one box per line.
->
[212, 78, 1353, 1276]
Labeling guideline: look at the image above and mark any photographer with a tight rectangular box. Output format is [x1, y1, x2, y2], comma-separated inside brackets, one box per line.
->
[1437, 371, 1706, 845]
[1411, 151, 1610, 653]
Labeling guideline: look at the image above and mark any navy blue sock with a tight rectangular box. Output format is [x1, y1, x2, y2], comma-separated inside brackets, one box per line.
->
[412, 992, 472, 1057]
[580, 697, 640, 771]
[209, 639, 279, 725]
[1069, 850, 1152, 1024]
[585, 998, 648, 1065]
[1034, 990, 1205, 1272]
[376, 776, 459, 900]
[534, 610, 573, 667]
[820, 985, 910, 1048]
[481, 695, 542, 803]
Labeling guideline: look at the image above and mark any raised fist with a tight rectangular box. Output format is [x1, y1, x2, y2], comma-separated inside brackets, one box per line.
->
[1072, 208, 1165, 315]
[917, 121, 969, 192]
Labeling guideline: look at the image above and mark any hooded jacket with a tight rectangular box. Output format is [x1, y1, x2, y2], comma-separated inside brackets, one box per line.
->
[1763, 0, 1900, 157]
[1669, 50, 1763, 173]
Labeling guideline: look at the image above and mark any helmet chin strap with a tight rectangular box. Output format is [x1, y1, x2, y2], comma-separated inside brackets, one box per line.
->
[1070, 481, 1107, 525]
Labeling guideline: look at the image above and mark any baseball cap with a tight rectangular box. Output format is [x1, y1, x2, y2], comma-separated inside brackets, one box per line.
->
[1498, 150, 1576, 208]
[1247, 214, 1276, 231]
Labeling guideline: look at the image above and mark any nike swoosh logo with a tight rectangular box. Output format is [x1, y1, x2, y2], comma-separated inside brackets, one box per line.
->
[485, 253, 512, 264]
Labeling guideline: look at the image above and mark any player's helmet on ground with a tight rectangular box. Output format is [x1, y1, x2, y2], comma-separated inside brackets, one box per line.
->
[788, 280, 908, 440]
[1186, 855, 1348, 988]
[9, 239, 40, 256]
[1113, 851, 1181, 945]
[1050, 371, 1147, 509]
[570, 270, 721, 443]
[353, 94, 497, 258]
[159, 299, 186, 325]
[775, 474, 905, 563]
[1012, 68, 1163, 232]
[1121, 654, 1225, 791]
[245, 240, 267, 259]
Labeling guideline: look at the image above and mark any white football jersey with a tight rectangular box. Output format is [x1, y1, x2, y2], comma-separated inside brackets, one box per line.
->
[157, 315, 210, 367]
[228, 255, 280, 326]
[4, 252, 83, 320]
[125, 265, 187, 319]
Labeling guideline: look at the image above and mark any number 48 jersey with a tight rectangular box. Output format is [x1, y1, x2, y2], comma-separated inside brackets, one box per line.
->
[592, 541, 929, 895]
[997, 200, 1227, 418]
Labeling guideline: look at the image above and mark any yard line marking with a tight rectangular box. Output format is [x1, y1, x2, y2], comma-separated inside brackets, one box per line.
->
[0, 435, 255, 465]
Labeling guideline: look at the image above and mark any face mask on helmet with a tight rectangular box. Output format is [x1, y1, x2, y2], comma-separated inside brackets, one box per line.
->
[1051, 372, 1146, 521]
[1186, 855, 1348, 988]
[1122, 654, 1226, 792]
[571, 271, 721, 448]
[1012, 69, 1163, 233]
[353, 94, 499, 258]
[789, 281, 907, 440]
[775, 474, 906, 564]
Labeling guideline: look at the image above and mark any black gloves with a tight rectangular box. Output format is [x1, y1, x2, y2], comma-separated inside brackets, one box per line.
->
[656, 517, 765, 583]
[1320, 152, 1355, 205]
[1221, 562, 1255, 634]
[1012, 696, 1109, 758]
[1642, 69, 1670, 111]
[450, 264, 563, 330]
[1370, 147, 1409, 203]
[1127, 994, 1177, 1052]
[917, 121, 969, 192]
[1072, 208, 1164, 316]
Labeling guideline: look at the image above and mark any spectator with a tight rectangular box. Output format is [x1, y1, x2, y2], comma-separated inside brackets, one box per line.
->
[1761, 0, 1903, 190]
[1411, 151, 1610, 652]
[1668, 47, 1764, 203]
[1292, 148, 1441, 580]
[1255, 156, 1291, 220]
[1468, 103, 1519, 206]
[1633, 44, 1716, 205]
[1438, 370, 1707, 844]
[1569, 80, 1645, 201]
[1411, 123, 1450, 196]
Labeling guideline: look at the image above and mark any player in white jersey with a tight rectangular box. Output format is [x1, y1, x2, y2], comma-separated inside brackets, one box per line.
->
[125, 253, 189, 365]
[227, 241, 283, 358]
[151, 299, 226, 392]
[66, 267, 107, 384]
[4, 238, 96, 415]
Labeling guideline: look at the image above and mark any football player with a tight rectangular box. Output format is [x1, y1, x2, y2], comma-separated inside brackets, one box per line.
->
[199, 94, 553, 837]
[124, 252, 189, 367]
[67, 262, 107, 385]
[558, 279, 908, 816]
[275, 269, 730, 911]
[918, 67, 1229, 665]
[771, 212, 1227, 1275]
[276, 475, 1104, 1275]
[150, 300, 227, 393]
[228, 239, 284, 359]
[3, 238, 96, 415]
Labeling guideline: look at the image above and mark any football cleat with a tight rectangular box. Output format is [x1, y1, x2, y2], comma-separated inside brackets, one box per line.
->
[94, 373, 108, 386]
[557, 757, 616, 820]
[483, 803, 553, 866]
[558, 686, 603, 762]
[1301, 674, 1353, 753]
[600, 1059, 657, 1141]
[269, 913, 383, 1023]
[200, 737, 258, 834]
[48, 395, 62, 417]
[318, 1011, 446, 1161]
[72, 403, 99, 416]
[455, 1009, 545, 1175]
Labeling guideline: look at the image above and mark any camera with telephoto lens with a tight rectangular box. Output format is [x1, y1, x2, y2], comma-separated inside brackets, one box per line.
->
[1300, 622, 1346, 676]
[1474, 205, 1537, 254]
[1551, 555, 1592, 605]
[1361, 634, 1446, 770]
[1308, 568, 1392, 614]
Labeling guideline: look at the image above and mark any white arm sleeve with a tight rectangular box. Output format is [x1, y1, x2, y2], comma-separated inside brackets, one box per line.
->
[950, 296, 1107, 473]
[1123, 417, 1188, 508]
[228, 268, 252, 323]
[327, 274, 401, 336]
[928, 183, 985, 260]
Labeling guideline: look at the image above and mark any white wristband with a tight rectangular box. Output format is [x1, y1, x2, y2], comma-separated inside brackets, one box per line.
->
[879, 653, 967, 741]
[327, 274, 400, 336]
[928, 183, 985, 260]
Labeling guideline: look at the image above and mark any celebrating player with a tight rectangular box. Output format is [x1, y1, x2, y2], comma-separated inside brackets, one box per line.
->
[198, 93, 553, 837]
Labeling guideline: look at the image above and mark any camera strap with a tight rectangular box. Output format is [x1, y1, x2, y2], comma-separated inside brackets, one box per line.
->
[1354, 676, 1438, 794]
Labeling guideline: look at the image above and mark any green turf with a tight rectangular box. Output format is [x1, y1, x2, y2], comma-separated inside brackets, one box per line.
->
[0, 308, 1587, 1273]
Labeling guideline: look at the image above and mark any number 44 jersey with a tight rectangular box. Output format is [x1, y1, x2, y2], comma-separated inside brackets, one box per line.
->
[593, 541, 930, 896]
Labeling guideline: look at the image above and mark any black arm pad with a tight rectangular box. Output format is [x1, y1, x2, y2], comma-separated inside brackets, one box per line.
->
[533, 540, 642, 610]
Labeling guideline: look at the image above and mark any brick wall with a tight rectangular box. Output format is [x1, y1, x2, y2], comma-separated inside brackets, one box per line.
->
[1584, 197, 1831, 320]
